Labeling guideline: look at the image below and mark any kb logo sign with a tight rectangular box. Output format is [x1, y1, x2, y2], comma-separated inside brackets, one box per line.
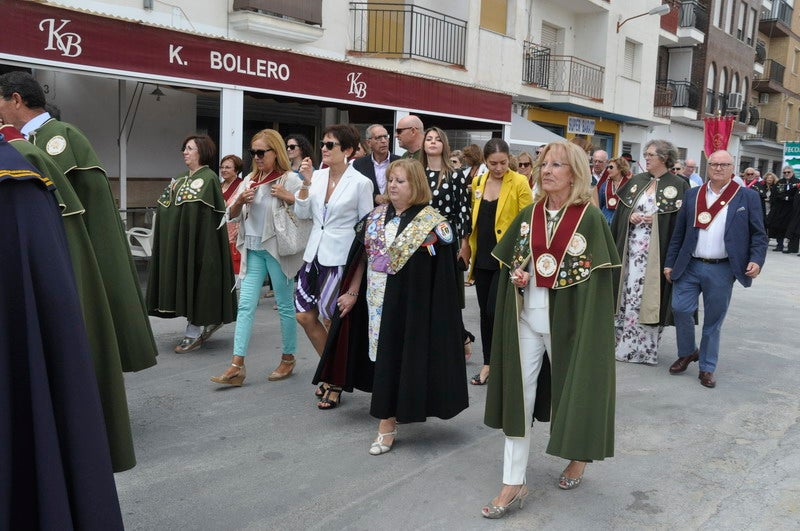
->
[347, 72, 367, 99]
[40, 19, 83, 58]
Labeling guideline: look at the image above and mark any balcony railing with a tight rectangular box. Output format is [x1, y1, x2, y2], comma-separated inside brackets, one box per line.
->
[755, 40, 766, 64]
[763, 1, 793, 26]
[657, 79, 701, 110]
[758, 59, 786, 84]
[349, 3, 466, 66]
[679, 0, 708, 32]
[755, 118, 778, 141]
[522, 42, 604, 101]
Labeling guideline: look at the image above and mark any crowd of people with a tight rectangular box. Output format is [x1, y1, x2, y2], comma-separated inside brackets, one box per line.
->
[1, 69, 772, 526]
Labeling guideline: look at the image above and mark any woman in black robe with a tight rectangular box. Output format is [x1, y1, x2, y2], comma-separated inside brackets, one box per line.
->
[313, 159, 468, 455]
[0, 137, 123, 530]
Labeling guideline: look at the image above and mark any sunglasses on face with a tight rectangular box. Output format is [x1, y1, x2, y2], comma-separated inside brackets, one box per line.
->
[670, 167, 681, 172]
[783, 171, 792, 174]
[320, 141, 341, 150]
[518, 162, 532, 168]
[395, 127, 414, 135]
[286, 144, 299, 150]
[249, 148, 273, 158]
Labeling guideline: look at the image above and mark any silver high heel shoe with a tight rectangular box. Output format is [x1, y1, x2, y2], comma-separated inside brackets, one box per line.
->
[368, 429, 397, 456]
[481, 485, 528, 519]
[558, 461, 586, 490]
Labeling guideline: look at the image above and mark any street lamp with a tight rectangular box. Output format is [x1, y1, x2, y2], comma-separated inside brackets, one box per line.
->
[616, 4, 671, 33]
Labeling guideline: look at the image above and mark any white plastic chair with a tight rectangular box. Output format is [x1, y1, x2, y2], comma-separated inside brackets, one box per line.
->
[127, 227, 153, 258]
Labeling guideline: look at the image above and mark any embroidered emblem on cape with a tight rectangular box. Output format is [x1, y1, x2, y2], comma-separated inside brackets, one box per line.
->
[519, 222, 530, 236]
[46, 135, 67, 156]
[676, 199, 682, 209]
[566, 233, 587, 256]
[190, 178, 204, 190]
[697, 211, 712, 224]
[535, 253, 557, 276]
[474, 189, 482, 200]
[607, 197, 617, 207]
[629, 184, 638, 195]
[434, 221, 453, 243]
[663, 185, 677, 199]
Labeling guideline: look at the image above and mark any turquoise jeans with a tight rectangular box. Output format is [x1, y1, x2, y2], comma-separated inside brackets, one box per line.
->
[233, 249, 296, 356]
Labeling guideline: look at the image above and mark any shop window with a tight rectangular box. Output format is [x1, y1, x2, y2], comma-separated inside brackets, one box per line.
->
[480, 0, 508, 34]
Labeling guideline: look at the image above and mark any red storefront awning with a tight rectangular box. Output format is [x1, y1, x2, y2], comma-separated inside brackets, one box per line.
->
[1, 0, 511, 123]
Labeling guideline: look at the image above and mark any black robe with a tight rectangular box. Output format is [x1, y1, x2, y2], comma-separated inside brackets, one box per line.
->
[0, 140, 123, 530]
[314, 204, 468, 423]
[767, 177, 799, 239]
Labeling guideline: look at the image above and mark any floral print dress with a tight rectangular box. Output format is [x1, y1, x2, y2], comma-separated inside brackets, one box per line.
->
[366, 216, 400, 361]
[615, 191, 662, 365]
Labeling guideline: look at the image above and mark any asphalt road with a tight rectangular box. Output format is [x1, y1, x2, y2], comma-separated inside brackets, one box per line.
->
[117, 249, 800, 530]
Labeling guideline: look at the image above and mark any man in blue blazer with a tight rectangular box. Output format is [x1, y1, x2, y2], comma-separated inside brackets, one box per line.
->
[352, 124, 400, 205]
[663, 150, 767, 388]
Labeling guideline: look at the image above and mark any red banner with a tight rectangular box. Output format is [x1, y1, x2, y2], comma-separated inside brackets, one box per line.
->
[0, 0, 511, 122]
[703, 115, 735, 156]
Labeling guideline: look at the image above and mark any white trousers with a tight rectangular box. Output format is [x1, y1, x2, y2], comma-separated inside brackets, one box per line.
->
[502, 306, 551, 485]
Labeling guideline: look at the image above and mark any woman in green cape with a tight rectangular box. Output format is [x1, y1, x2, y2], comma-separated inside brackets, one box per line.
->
[481, 142, 620, 519]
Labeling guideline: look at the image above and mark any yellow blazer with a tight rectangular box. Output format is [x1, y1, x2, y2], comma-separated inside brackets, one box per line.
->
[468, 169, 533, 279]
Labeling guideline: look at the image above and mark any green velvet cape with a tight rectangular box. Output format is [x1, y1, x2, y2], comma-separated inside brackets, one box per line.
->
[30, 118, 158, 373]
[146, 167, 237, 325]
[10, 136, 135, 472]
[484, 202, 620, 461]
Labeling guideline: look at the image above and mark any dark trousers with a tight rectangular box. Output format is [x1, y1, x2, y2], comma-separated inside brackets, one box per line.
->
[473, 267, 500, 366]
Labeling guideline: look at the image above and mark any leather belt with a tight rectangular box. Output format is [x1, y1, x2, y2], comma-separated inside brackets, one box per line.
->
[692, 256, 728, 264]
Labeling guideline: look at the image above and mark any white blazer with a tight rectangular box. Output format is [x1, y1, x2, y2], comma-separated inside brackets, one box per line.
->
[294, 164, 373, 266]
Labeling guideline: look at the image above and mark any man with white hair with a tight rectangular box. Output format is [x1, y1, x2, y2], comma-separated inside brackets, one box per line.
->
[682, 159, 703, 187]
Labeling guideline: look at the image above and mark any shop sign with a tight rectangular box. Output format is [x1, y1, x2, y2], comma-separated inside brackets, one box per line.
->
[1, 1, 510, 122]
[567, 116, 595, 135]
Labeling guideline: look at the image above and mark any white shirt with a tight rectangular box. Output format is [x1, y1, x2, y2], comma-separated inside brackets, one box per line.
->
[21, 112, 51, 139]
[694, 183, 729, 259]
[372, 154, 391, 194]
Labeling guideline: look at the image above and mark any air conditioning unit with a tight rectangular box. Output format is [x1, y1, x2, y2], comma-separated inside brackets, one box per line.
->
[759, 92, 770, 104]
[727, 92, 744, 111]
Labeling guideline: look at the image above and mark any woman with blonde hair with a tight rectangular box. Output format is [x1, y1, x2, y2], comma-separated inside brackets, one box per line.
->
[314, 158, 468, 454]
[210, 129, 305, 386]
[482, 141, 619, 518]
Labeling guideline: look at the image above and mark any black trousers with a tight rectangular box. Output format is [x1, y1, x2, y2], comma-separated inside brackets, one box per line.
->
[473, 267, 500, 366]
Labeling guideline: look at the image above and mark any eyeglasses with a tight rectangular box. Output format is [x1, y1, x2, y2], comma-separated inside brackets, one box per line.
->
[708, 162, 732, 169]
[319, 141, 341, 150]
[182, 145, 197, 152]
[744, 172, 754, 176]
[286, 144, 299, 151]
[220, 165, 235, 170]
[249, 148, 274, 158]
[540, 161, 569, 170]
[591, 160, 607, 165]
[643, 152, 659, 158]
[395, 127, 415, 135]
[518, 162, 532, 168]
[371, 134, 390, 141]
[783, 170, 793, 174]
[670, 167, 681, 172]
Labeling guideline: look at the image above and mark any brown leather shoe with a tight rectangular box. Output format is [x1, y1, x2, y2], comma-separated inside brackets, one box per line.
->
[267, 356, 295, 381]
[699, 371, 716, 388]
[668, 350, 699, 374]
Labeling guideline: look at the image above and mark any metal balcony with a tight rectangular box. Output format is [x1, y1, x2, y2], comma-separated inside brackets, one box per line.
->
[753, 59, 786, 93]
[679, 0, 708, 32]
[349, 3, 466, 66]
[522, 42, 604, 101]
[656, 79, 701, 109]
[759, 1, 793, 37]
[754, 118, 778, 141]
